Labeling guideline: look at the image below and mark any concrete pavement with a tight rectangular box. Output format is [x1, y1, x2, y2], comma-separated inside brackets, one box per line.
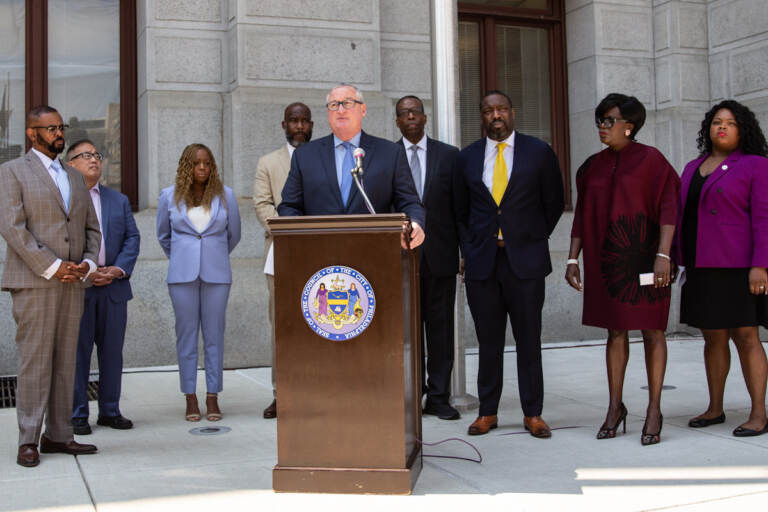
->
[2, 338, 768, 511]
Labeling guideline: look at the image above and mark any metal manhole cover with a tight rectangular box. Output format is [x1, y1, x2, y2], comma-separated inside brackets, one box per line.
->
[641, 385, 676, 390]
[189, 426, 231, 436]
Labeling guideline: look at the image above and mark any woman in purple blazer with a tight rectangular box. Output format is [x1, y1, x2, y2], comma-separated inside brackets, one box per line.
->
[157, 144, 241, 422]
[676, 100, 768, 437]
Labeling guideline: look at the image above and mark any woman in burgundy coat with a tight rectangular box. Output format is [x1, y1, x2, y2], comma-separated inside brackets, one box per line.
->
[676, 100, 768, 437]
[566, 93, 680, 445]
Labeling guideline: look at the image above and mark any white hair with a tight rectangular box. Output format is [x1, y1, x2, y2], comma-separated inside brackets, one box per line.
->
[326, 84, 365, 104]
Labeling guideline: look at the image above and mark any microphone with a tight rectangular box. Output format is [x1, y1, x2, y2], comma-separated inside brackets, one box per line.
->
[349, 147, 375, 214]
[352, 147, 365, 175]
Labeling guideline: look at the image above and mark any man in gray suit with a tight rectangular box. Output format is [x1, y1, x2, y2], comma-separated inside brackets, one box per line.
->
[253, 102, 313, 419]
[0, 105, 101, 467]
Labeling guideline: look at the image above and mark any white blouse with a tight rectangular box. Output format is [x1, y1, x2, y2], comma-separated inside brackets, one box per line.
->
[187, 205, 211, 233]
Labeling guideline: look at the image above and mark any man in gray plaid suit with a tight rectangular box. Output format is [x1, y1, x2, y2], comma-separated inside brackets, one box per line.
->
[0, 105, 102, 467]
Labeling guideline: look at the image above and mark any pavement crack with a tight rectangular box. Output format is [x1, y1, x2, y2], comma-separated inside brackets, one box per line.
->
[638, 488, 768, 511]
[75, 455, 98, 511]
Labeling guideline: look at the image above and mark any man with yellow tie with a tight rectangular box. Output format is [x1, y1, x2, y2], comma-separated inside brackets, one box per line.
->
[455, 90, 565, 437]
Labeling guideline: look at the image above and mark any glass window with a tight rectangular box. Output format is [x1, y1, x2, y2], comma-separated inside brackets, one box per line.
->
[459, 21, 482, 148]
[48, 0, 121, 189]
[0, 0, 25, 165]
[496, 25, 551, 144]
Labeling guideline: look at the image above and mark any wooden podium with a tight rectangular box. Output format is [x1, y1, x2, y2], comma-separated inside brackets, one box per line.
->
[268, 214, 422, 494]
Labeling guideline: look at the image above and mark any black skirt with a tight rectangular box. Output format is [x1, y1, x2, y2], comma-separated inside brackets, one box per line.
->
[680, 267, 768, 329]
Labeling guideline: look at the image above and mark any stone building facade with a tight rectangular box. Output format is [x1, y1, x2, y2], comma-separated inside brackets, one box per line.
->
[1, 0, 767, 374]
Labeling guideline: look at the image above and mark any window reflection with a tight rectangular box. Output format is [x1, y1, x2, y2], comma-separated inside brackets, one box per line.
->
[0, 0, 25, 165]
[48, 0, 121, 189]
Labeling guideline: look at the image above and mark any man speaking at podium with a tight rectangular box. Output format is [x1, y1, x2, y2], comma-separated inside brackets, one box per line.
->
[278, 84, 425, 249]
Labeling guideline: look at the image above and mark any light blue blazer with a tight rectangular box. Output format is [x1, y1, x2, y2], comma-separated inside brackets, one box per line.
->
[156, 185, 241, 284]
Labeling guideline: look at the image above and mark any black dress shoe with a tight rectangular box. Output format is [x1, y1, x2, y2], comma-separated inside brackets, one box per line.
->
[688, 412, 726, 428]
[72, 417, 92, 435]
[40, 436, 97, 455]
[17, 444, 39, 467]
[263, 400, 277, 419]
[97, 415, 133, 430]
[733, 421, 768, 437]
[423, 401, 460, 420]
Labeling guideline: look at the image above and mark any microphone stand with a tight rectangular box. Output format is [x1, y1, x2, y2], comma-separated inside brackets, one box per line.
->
[351, 166, 376, 215]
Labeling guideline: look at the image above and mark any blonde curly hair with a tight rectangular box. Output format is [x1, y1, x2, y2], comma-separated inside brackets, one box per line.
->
[173, 143, 225, 209]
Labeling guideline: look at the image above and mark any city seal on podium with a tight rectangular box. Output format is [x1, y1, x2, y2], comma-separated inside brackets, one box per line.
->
[301, 265, 376, 341]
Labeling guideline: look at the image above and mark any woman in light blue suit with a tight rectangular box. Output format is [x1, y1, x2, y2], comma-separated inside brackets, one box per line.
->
[157, 143, 241, 422]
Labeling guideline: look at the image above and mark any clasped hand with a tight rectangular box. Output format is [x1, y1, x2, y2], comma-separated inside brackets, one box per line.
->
[53, 261, 89, 283]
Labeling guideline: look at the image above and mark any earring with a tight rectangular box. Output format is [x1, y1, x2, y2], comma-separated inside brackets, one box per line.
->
[625, 129, 631, 137]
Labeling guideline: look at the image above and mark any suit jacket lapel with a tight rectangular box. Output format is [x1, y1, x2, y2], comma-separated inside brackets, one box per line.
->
[203, 195, 221, 233]
[475, 139, 496, 206]
[98, 184, 111, 241]
[26, 152, 67, 213]
[701, 149, 742, 198]
[320, 135, 344, 211]
[423, 137, 437, 200]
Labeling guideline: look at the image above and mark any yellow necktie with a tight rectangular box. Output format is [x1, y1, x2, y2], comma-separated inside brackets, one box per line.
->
[491, 142, 507, 205]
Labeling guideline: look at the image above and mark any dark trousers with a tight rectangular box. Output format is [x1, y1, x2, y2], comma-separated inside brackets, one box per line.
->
[465, 247, 545, 417]
[72, 286, 128, 419]
[420, 258, 456, 404]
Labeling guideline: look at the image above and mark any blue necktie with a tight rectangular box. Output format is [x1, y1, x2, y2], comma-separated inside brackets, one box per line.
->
[52, 159, 70, 212]
[340, 142, 354, 205]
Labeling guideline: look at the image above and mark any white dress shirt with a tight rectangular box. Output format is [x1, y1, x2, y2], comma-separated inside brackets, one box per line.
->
[402, 134, 427, 197]
[286, 142, 296, 159]
[32, 149, 96, 281]
[482, 131, 516, 193]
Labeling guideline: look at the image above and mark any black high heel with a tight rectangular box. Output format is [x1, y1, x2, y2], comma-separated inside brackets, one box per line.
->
[597, 402, 627, 439]
[641, 413, 663, 446]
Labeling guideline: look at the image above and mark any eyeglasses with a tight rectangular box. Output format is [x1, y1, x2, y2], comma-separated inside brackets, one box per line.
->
[30, 124, 70, 134]
[70, 151, 103, 162]
[595, 116, 627, 128]
[326, 99, 364, 111]
[396, 108, 424, 118]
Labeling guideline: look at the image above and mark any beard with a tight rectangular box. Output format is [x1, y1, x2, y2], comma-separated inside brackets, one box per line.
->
[486, 122, 509, 141]
[47, 137, 65, 155]
[286, 129, 313, 148]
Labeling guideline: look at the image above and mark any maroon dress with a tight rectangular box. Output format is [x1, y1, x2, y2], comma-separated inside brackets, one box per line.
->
[571, 142, 680, 330]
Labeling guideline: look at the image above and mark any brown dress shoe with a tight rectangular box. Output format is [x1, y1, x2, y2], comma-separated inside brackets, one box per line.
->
[17, 444, 39, 467]
[263, 399, 277, 419]
[40, 436, 98, 455]
[524, 415, 552, 438]
[467, 415, 498, 435]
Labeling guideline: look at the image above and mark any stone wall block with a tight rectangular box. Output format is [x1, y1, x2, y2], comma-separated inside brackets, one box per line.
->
[598, 7, 652, 54]
[709, 53, 728, 101]
[598, 57, 655, 106]
[155, 0, 222, 22]
[710, 0, 768, 48]
[654, 6, 670, 52]
[380, 43, 431, 95]
[679, 55, 709, 102]
[243, 26, 378, 86]
[154, 36, 223, 84]
[380, 0, 429, 36]
[245, 0, 374, 24]
[568, 56, 598, 113]
[566, 3, 596, 63]
[730, 43, 768, 97]
[678, 4, 708, 49]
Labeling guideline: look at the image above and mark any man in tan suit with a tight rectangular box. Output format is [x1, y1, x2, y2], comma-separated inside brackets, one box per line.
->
[0, 105, 101, 467]
[253, 102, 313, 419]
